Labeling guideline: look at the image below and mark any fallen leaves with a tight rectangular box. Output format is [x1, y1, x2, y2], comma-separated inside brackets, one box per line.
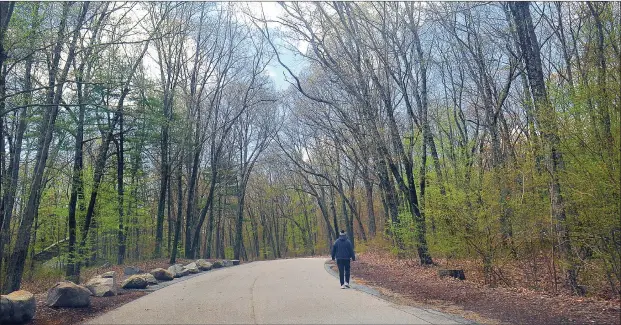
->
[352, 251, 621, 325]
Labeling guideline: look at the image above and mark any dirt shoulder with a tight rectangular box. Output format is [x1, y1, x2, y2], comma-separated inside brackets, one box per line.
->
[347, 251, 620, 325]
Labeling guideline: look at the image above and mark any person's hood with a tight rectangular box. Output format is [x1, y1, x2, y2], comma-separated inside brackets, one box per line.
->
[338, 233, 348, 241]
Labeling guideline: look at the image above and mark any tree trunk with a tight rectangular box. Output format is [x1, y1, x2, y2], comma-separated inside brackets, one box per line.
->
[363, 170, 376, 238]
[169, 162, 183, 264]
[509, 1, 580, 295]
[4, 2, 83, 292]
[155, 112, 169, 257]
[116, 112, 126, 265]
[75, 32, 151, 278]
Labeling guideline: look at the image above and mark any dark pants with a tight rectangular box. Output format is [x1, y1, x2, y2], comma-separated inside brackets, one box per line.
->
[336, 259, 351, 285]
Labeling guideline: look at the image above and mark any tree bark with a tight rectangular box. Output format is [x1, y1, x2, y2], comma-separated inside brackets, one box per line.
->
[4, 2, 83, 292]
[510, 1, 580, 295]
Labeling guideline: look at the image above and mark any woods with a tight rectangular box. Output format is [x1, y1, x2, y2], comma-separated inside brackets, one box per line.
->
[0, 1, 618, 300]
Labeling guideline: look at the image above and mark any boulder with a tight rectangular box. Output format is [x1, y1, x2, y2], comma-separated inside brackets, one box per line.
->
[46, 281, 91, 307]
[438, 269, 465, 280]
[101, 271, 116, 278]
[183, 262, 200, 274]
[121, 275, 148, 289]
[212, 260, 223, 269]
[150, 268, 174, 281]
[195, 259, 213, 271]
[221, 260, 232, 267]
[168, 264, 189, 278]
[85, 276, 116, 297]
[123, 266, 142, 276]
[138, 273, 158, 285]
[0, 290, 36, 324]
[232, 260, 240, 266]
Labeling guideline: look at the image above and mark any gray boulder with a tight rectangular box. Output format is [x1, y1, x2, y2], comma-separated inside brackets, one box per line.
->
[101, 271, 116, 278]
[438, 269, 465, 280]
[168, 264, 189, 278]
[138, 273, 158, 285]
[123, 266, 142, 275]
[212, 260, 223, 269]
[195, 259, 213, 271]
[183, 262, 200, 274]
[0, 290, 36, 324]
[46, 281, 91, 307]
[150, 268, 174, 281]
[121, 275, 148, 289]
[221, 260, 232, 267]
[85, 276, 116, 297]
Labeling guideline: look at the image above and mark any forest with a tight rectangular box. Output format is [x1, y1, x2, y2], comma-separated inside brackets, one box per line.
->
[0, 1, 619, 300]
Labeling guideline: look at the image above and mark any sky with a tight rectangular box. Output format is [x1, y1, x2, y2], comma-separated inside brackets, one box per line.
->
[135, 2, 307, 92]
[245, 2, 308, 91]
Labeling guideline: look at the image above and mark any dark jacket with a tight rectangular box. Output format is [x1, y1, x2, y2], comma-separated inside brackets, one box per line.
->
[331, 234, 355, 261]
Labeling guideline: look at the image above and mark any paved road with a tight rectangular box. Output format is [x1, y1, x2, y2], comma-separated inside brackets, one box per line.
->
[87, 258, 467, 324]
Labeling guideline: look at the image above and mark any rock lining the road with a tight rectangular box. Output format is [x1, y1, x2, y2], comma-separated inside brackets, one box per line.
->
[46, 281, 91, 308]
[7, 259, 238, 323]
[168, 264, 190, 278]
[85, 275, 117, 297]
[150, 268, 174, 281]
[183, 262, 200, 274]
[0, 290, 36, 324]
[195, 259, 213, 271]
[123, 266, 142, 276]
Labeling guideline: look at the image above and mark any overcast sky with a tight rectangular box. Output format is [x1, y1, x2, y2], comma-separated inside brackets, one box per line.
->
[246, 2, 308, 91]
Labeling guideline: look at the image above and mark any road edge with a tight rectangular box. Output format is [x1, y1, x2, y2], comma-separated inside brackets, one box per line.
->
[323, 260, 476, 325]
[79, 264, 243, 325]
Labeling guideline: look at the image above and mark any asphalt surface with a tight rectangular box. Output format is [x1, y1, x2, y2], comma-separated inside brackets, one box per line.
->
[87, 258, 469, 324]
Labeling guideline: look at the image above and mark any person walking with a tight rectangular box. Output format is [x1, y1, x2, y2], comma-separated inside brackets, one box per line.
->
[331, 230, 356, 289]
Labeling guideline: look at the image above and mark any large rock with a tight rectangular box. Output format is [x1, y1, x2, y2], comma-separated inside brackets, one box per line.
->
[212, 260, 223, 269]
[150, 268, 174, 281]
[123, 266, 142, 276]
[438, 269, 465, 280]
[195, 259, 213, 271]
[46, 281, 91, 307]
[183, 262, 200, 274]
[221, 260, 232, 267]
[101, 271, 116, 278]
[122, 275, 148, 289]
[0, 290, 36, 324]
[168, 264, 189, 278]
[231, 260, 240, 266]
[137, 273, 158, 285]
[85, 276, 116, 297]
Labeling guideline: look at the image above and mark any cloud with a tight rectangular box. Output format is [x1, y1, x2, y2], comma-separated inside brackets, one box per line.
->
[244, 2, 284, 28]
[296, 40, 309, 55]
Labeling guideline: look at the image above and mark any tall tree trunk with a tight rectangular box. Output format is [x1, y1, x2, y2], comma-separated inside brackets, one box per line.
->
[169, 162, 183, 264]
[75, 34, 151, 279]
[66, 66, 86, 280]
[0, 3, 28, 281]
[155, 108, 169, 257]
[363, 168, 376, 238]
[510, 1, 580, 295]
[234, 187, 246, 260]
[4, 2, 83, 292]
[249, 208, 260, 258]
[116, 112, 126, 265]
[205, 190, 216, 259]
[0, 5, 14, 255]
[587, 3, 613, 158]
